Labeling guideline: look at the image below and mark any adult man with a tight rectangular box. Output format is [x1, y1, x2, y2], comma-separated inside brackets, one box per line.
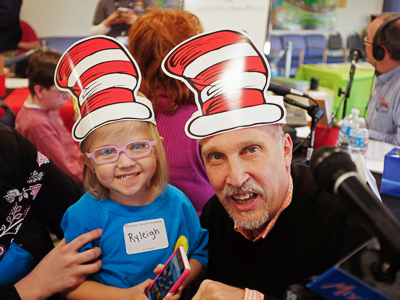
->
[0, 0, 22, 75]
[196, 125, 373, 300]
[162, 29, 375, 300]
[365, 12, 400, 145]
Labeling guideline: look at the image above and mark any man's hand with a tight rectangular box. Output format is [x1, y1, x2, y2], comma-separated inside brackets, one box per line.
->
[15, 229, 102, 300]
[192, 280, 245, 300]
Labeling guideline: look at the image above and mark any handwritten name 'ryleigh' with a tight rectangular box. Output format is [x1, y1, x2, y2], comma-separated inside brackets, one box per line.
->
[128, 228, 160, 243]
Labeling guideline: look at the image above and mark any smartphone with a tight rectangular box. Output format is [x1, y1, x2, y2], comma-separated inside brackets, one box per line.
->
[146, 246, 191, 300]
[117, 7, 129, 13]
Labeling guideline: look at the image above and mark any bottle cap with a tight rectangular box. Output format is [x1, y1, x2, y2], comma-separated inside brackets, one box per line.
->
[351, 108, 360, 115]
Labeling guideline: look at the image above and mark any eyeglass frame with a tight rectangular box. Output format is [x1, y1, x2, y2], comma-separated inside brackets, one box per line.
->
[86, 140, 157, 165]
[48, 87, 72, 99]
[364, 36, 373, 45]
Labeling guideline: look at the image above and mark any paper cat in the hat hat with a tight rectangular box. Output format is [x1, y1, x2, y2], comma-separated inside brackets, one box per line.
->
[162, 29, 286, 140]
[55, 35, 155, 143]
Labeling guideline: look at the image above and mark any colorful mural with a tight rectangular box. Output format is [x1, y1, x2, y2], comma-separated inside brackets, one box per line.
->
[273, 0, 338, 30]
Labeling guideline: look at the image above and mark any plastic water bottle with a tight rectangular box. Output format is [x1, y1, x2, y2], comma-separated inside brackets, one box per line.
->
[349, 117, 369, 157]
[336, 108, 360, 152]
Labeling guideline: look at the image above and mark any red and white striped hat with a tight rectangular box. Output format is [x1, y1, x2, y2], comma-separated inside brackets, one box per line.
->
[55, 35, 155, 143]
[162, 29, 286, 139]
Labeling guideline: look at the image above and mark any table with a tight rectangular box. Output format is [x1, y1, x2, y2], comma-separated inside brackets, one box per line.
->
[291, 131, 400, 215]
[295, 63, 375, 119]
[3, 87, 76, 133]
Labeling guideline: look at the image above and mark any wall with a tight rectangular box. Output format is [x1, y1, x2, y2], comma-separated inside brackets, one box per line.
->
[335, 0, 383, 39]
[21, 0, 384, 40]
[20, 0, 99, 38]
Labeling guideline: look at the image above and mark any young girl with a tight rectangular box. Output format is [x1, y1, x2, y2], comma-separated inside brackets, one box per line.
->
[56, 36, 208, 299]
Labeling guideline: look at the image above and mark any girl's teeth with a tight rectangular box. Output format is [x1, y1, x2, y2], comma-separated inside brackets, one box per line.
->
[120, 173, 137, 180]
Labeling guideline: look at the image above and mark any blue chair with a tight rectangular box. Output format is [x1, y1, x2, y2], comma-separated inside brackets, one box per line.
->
[327, 31, 348, 63]
[346, 31, 365, 61]
[268, 35, 283, 61]
[281, 34, 306, 68]
[304, 34, 327, 64]
[267, 35, 286, 75]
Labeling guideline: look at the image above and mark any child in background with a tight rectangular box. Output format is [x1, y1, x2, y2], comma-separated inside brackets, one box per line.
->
[15, 50, 83, 184]
[57, 36, 208, 299]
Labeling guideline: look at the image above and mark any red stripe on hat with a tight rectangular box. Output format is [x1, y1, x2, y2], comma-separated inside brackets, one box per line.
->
[203, 89, 264, 115]
[71, 61, 137, 92]
[56, 38, 122, 88]
[81, 88, 134, 117]
[191, 57, 267, 90]
[164, 31, 248, 76]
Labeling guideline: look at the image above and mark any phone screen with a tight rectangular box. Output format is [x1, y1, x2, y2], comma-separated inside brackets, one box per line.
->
[146, 250, 186, 300]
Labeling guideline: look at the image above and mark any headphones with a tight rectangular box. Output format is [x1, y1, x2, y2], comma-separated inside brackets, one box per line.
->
[372, 14, 400, 61]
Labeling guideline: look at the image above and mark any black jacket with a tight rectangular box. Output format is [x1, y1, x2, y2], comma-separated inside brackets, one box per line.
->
[0, 0, 22, 52]
[201, 163, 374, 300]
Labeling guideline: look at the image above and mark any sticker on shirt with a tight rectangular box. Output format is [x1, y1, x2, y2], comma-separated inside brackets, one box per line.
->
[379, 97, 389, 111]
[174, 235, 189, 253]
[123, 218, 169, 255]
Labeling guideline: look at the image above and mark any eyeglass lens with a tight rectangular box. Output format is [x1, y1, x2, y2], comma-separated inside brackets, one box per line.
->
[364, 36, 372, 44]
[94, 141, 152, 163]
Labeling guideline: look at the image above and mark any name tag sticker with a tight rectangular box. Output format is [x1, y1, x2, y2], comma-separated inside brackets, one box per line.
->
[123, 218, 169, 255]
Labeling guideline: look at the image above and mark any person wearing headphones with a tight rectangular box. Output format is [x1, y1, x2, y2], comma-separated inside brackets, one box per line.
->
[365, 12, 400, 145]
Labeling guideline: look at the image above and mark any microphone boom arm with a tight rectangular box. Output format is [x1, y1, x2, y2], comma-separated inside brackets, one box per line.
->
[283, 96, 324, 162]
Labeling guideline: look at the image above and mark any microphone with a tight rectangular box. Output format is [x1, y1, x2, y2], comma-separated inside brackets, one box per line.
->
[349, 48, 362, 69]
[309, 146, 400, 260]
[283, 97, 324, 121]
[268, 83, 308, 98]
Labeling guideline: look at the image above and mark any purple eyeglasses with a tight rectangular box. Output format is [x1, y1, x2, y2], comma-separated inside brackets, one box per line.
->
[86, 140, 157, 164]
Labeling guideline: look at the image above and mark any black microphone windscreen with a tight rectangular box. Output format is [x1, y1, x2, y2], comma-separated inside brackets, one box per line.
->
[268, 83, 280, 94]
[309, 146, 357, 192]
[350, 48, 362, 61]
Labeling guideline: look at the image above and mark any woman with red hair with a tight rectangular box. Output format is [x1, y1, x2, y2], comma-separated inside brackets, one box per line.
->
[128, 7, 214, 216]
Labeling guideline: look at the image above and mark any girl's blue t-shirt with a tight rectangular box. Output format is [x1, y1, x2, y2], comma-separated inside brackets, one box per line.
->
[61, 184, 208, 288]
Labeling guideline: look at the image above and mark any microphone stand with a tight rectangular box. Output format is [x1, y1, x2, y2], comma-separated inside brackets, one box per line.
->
[338, 60, 357, 119]
[3, 38, 48, 68]
[4, 48, 39, 68]
[283, 96, 324, 162]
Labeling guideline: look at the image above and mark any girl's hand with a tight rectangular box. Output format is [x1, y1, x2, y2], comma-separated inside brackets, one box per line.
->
[152, 263, 164, 274]
[152, 264, 185, 300]
[127, 278, 153, 300]
[164, 284, 185, 300]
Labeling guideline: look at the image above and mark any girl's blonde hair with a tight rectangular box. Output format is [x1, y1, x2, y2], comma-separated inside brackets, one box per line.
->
[80, 120, 168, 200]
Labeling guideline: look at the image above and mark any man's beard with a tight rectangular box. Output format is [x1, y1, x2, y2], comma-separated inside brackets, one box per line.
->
[222, 180, 269, 230]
